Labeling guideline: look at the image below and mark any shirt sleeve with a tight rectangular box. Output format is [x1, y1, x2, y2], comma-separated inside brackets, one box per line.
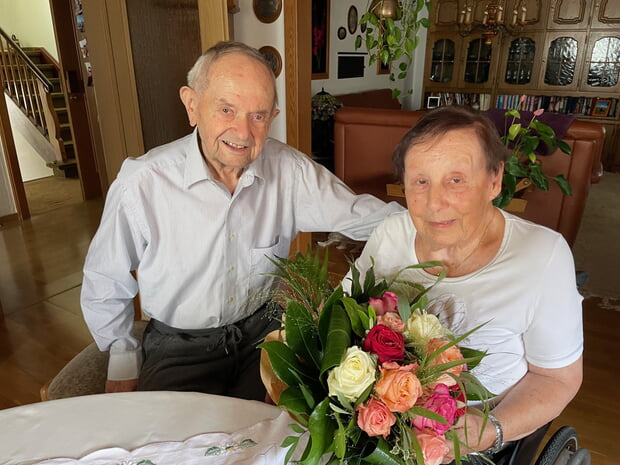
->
[523, 236, 584, 368]
[292, 155, 404, 241]
[80, 178, 147, 381]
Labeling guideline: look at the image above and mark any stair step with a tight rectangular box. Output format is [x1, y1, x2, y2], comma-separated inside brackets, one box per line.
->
[23, 48, 43, 64]
[46, 160, 78, 179]
[36, 63, 57, 78]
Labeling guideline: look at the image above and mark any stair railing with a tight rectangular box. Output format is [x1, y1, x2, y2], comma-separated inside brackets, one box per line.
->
[0, 28, 61, 156]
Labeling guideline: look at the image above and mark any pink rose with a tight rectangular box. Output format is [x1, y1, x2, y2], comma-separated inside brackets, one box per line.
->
[413, 384, 457, 434]
[377, 312, 406, 333]
[356, 397, 396, 438]
[426, 338, 465, 387]
[363, 325, 405, 364]
[369, 291, 399, 316]
[374, 362, 422, 412]
[416, 429, 449, 465]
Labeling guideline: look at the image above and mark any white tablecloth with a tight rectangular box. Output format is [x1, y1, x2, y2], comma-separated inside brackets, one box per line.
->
[0, 392, 290, 465]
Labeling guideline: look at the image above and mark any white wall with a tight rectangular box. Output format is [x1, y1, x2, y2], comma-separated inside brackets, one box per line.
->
[0, 0, 58, 60]
[233, 0, 287, 143]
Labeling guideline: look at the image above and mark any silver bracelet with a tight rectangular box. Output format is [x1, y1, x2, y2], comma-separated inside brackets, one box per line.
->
[482, 413, 504, 455]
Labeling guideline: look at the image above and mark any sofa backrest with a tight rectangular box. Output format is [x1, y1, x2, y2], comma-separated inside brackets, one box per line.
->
[334, 106, 605, 248]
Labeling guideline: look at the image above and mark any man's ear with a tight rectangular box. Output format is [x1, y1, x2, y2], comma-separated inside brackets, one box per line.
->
[179, 86, 197, 127]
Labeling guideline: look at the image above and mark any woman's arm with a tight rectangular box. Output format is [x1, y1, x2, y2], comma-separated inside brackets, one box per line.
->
[442, 356, 583, 463]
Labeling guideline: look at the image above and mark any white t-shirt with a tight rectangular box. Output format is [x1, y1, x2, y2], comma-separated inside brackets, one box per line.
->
[345, 209, 583, 396]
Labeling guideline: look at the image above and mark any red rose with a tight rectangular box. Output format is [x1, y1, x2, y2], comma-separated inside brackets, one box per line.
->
[363, 325, 405, 364]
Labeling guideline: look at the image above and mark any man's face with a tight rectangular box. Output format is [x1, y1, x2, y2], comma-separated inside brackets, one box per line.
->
[180, 53, 279, 173]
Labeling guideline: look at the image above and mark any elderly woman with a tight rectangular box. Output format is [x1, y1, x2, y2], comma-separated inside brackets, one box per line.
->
[346, 105, 583, 463]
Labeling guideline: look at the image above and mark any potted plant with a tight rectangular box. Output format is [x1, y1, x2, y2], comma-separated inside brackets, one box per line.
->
[494, 107, 573, 211]
[356, 0, 430, 98]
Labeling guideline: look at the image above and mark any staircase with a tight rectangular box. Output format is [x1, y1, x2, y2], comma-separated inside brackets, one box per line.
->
[0, 29, 77, 178]
[22, 47, 77, 178]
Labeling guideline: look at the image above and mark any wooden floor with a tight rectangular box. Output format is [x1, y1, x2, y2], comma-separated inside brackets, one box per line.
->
[0, 201, 618, 464]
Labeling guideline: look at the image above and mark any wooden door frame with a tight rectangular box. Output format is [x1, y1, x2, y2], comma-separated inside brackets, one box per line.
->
[0, 72, 29, 220]
[49, 0, 102, 200]
[284, 0, 313, 254]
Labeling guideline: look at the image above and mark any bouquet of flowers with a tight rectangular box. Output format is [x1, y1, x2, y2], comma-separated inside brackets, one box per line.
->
[260, 249, 494, 465]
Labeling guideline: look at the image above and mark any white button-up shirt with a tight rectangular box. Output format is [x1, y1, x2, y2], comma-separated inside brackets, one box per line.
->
[81, 130, 403, 380]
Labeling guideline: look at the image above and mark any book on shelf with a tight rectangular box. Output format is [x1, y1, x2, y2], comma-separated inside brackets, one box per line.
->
[494, 94, 618, 118]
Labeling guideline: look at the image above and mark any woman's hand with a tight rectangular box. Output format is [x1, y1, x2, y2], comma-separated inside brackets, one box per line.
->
[441, 409, 497, 463]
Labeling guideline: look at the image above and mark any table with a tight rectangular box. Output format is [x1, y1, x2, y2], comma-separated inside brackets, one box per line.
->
[0, 392, 287, 465]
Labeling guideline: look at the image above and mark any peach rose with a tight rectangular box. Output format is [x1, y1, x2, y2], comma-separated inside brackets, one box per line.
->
[426, 338, 465, 387]
[356, 397, 396, 438]
[374, 361, 422, 412]
[377, 312, 406, 333]
[416, 429, 449, 465]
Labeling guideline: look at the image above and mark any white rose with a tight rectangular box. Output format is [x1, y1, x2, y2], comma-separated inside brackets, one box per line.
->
[405, 312, 446, 346]
[327, 346, 376, 402]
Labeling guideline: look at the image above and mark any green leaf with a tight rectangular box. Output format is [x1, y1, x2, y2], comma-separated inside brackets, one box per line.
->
[507, 123, 521, 142]
[557, 139, 572, 154]
[354, 35, 362, 50]
[285, 301, 321, 369]
[299, 398, 336, 465]
[258, 340, 312, 386]
[361, 438, 404, 465]
[278, 387, 312, 424]
[320, 305, 352, 378]
[529, 164, 549, 190]
[553, 174, 573, 195]
[341, 297, 366, 337]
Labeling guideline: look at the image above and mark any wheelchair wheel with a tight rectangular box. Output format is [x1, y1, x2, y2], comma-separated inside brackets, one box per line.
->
[534, 426, 581, 465]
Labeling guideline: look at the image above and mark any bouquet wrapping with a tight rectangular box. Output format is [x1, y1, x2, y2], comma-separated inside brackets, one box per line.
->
[260, 250, 493, 465]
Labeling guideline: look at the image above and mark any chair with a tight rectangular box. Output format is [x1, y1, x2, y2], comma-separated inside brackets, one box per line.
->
[493, 423, 590, 465]
[40, 320, 148, 401]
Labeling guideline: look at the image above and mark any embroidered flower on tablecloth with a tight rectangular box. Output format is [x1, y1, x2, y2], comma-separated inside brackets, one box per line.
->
[204, 438, 257, 456]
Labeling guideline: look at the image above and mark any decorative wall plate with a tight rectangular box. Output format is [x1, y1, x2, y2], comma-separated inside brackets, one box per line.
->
[347, 5, 358, 34]
[259, 46, 282, 77]
[338, 27, 347, 40]
[253, 0, 282, 23]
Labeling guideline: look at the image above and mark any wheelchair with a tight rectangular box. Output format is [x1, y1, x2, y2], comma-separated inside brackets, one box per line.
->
[490, 422, 591, 465]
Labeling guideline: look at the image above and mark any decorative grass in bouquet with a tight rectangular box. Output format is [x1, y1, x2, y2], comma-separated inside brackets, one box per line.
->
[259, 249, 494, 465]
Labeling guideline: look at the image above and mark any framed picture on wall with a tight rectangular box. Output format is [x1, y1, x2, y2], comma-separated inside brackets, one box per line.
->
[377, 58, 390, 75]
[312, 0, 330, 79]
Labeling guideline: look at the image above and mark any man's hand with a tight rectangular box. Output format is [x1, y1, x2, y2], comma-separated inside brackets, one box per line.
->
[105, 379, 138, 393]
[442, 410, 496, 464]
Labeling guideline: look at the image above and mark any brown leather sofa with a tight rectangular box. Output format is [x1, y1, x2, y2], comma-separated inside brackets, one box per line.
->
[334, 106, 605, 248]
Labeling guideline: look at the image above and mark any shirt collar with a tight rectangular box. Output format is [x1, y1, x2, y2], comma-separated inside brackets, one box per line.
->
[183, 129, 268, 189]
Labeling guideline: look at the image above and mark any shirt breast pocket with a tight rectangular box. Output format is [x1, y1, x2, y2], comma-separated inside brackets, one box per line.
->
[249, 236, 290, 296]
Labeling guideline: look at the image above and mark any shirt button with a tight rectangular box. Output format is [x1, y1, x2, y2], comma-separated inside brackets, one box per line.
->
[228, 266, 234, 273]
[228, 296, 234, 303]
[229, 234, 234, 240]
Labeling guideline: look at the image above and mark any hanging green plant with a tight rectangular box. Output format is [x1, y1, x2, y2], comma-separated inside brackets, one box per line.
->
[355, 0, 430, 98]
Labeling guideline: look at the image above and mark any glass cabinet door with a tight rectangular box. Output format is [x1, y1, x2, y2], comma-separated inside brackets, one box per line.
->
[462, 38, 493, 84]
[430, 38, 456, 83]
[585, 34, 620, 91]
[505, 37, 536, 84]
[424, 33, 463, 89]
[540, 32, 585, 90]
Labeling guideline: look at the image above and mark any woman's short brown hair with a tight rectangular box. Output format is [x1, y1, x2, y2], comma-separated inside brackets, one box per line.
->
[393, 105, 508, 182]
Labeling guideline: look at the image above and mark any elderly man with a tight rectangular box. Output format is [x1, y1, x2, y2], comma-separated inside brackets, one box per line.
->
[81, 41, 402, 401]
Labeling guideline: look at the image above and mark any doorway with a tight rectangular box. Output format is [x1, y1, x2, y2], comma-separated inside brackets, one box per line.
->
[0, 0, 102, 221]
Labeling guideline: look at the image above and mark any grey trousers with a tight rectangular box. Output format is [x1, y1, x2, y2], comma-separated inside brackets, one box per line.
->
[136, 303, 282, 401]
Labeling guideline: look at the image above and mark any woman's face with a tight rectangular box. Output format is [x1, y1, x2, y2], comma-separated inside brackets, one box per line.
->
[403, 128, 503, 250]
